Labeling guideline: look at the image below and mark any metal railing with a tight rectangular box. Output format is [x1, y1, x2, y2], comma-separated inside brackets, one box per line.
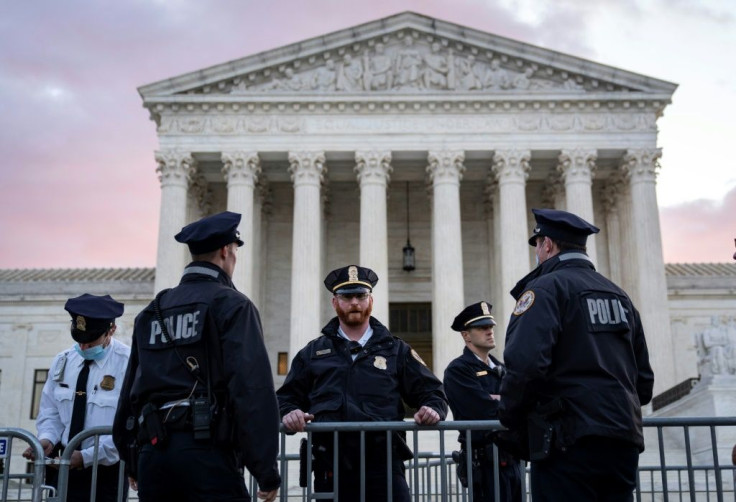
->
[1, 417, 734, 501]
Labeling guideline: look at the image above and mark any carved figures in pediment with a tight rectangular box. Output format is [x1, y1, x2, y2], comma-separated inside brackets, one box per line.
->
[695, 316, 736, 377]
[219, 35, 598, 94]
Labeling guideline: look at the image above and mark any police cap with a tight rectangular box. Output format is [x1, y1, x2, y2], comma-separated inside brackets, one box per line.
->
[451, 301, 497, 332]
[528, 208, 600, 247]
[64, 294, 124, 343]
[324, 265, 378, 294]
[175, 211, 245, 254]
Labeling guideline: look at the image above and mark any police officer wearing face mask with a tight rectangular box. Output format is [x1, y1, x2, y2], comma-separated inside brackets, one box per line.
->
[113, 211, 280, 502]
[499, 208, 654, 502]
[444, 302, 522, 502]
[23, 293, 130, 502]
[277, 265, 448, 502]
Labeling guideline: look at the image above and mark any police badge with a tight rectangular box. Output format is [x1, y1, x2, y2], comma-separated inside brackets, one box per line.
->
[100, 375, 115, 391]
[373, 356, 387, 370]
[76, 315, 87, 332]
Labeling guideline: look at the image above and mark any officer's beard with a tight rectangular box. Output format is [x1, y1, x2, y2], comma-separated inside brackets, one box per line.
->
[335, 302, 373, 327]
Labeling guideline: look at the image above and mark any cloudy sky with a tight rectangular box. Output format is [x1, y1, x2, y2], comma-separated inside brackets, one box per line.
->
[1, 0, 734, 269]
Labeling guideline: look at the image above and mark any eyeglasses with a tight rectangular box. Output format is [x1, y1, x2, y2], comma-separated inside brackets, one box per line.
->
[335, 293, 371, 302]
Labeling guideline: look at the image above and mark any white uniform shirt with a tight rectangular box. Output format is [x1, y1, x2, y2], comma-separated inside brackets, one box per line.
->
[36, 337, 131, 467]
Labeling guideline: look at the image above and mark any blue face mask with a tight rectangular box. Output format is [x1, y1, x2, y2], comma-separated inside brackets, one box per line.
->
[74, 341, 108, 361]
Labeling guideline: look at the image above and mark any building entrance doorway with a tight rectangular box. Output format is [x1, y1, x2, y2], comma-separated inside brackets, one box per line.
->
[389, 302, 433, 369]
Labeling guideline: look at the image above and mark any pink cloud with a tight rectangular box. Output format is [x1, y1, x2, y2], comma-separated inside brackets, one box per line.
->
[660, 186, 736, 263]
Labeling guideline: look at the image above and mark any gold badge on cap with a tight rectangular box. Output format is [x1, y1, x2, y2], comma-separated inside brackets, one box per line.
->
[513, 290, 535, 316]
[100, 375, 115, 391]
[348, 265, 358, 283]
[481, 302, 491, 316]
[76, 315, 87, 332]
[373, 356, 387, 370]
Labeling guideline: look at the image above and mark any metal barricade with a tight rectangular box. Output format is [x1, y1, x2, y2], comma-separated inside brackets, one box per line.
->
[0, 427, 47, 502]
[3, 416, 736, 501]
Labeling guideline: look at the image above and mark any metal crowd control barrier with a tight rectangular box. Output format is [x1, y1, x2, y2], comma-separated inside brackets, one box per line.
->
[2, 417, 735, 501]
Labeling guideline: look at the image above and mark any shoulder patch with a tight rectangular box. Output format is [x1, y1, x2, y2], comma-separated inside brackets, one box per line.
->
[513, 290, 535, 316]
[411, 349, 427, 367]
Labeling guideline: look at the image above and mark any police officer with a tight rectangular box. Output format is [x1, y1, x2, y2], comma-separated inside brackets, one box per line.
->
[23, 294, 130, 502]
[444, 302, 522, 502]
[113, 211, 280, 502]
[499, 208, 654, 502]
[277, 265, 448, 502]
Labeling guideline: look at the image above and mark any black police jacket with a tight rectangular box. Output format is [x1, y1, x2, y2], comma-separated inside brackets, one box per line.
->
[113, 261, 281, 491]
[444, 347, 507, 448]
[277, 316, 448, 424]
[498, 251, 654, 451]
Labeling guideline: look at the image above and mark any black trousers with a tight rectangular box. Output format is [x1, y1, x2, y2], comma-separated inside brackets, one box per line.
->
[530, 436, 639, 502]
[312, 431, 411, 502]
[45, 462, 128, 502]
[137, 431, 250, 502]
[472, 459, 523, 502]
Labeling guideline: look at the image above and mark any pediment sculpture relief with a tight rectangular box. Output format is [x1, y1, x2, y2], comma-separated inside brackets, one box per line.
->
[220, 34, 604, 95]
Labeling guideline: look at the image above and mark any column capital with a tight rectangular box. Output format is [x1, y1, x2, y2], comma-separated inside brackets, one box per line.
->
[155, 149, 196, 187]
[355, 150, 392, 187]
[427, 150, 465, 185]
[221, 151, 261, 187]
[288, 151, 327, 187]
[557, 148, 597, 183]
[492, 149, 531, 183]
[188, 171, 212, 217]
[540, 172, 565, 208]
[599, 173, 625, 214]
[620, 148, 662, 183]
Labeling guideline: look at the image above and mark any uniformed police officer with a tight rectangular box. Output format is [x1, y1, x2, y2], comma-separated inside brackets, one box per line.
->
[113, 211, 280, 502]
[444, 302, 522, 502]
[23, 294, 130, 502]
[499, 208, 654, 502]
[277, 265, 448, 502]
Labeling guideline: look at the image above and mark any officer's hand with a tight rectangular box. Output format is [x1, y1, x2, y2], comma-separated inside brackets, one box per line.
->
[257, 488, 278, 501]
[129, 477, 138, 491]
[414, 406, 440, 425]
[282, 409, 314, 432]
[23, 439, 54, 460]
[69, 450, 84, 470]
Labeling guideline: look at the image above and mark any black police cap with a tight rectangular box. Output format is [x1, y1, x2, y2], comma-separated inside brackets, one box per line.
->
[528, 208, 600, 247]
[451, 301, 497, 332]
[175, 211, 245, 254]
[324, 265, 378, 294]
[64, 294, 124, 343]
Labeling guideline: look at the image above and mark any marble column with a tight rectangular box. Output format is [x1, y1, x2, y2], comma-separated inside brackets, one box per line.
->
[222, 151, 260, 298]
[154, 150, 195, 291]
[492, 149, 531, 356]
[558, 148, 598, 264]
[288, 151, 327, 360]
[355, 150, 392, 325]
[600, 177, 624, 286]
[427, 150, 466, 375]
[621, 148, 674, 394]
[485, 179, 506, 357]
[541, 172, 566, 210]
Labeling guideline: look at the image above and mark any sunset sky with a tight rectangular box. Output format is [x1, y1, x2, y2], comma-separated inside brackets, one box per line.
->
[1, 0, 734, 269]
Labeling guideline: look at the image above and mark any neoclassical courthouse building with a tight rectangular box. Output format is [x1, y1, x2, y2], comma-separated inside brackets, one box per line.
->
[2, 13, 736, 434]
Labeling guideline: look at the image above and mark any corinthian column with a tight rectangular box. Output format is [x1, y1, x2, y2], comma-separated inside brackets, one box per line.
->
[600, 176, 624, 286]
[288, 151, 327, 360]
[492, 149, 531, 353]
[427, 150, 466, 375]
[558, 148, 598, 263]
[355, 150, 392, 325]
[222, 151, 260, 297]
[621, 148, 674, 394]
[154, 150, 195, 291]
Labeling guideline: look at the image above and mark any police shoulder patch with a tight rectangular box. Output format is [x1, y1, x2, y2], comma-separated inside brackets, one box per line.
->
[513, 290, 535, 316]
[411, 349, 427, 367]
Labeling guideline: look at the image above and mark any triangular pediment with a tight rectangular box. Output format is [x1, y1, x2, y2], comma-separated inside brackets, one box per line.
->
[139, 12, 676, 100]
